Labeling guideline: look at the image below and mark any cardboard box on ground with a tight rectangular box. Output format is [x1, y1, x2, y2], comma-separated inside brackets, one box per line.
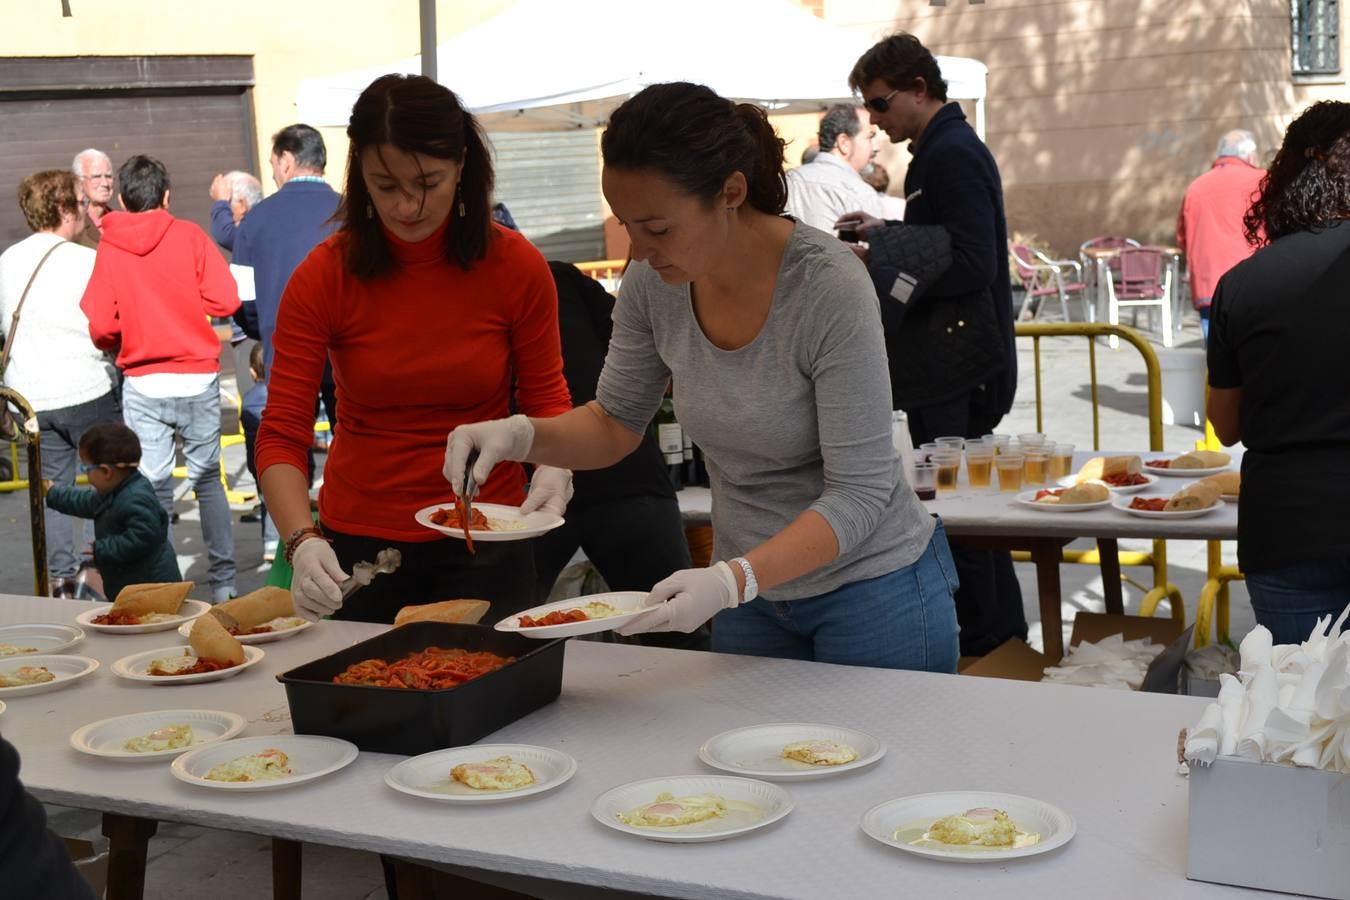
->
[958, 613, 1185, 688]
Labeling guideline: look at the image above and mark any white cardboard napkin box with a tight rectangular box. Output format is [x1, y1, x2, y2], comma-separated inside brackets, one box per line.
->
[1188, 755, 1350, 899]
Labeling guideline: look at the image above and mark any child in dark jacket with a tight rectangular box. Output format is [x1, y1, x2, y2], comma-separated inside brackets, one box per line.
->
[44, 423, 181, 601]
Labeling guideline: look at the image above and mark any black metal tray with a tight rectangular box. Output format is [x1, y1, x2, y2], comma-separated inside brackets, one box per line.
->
[276, 621, 565, 755]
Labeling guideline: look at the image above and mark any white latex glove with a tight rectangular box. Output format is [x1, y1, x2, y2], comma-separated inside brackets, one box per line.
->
[521, 465, 573, 518]
[443, 414, 535, 497]
[832, 210, 885, 238]
[290, 538, 349, 621]
[615, 561, 741, 635]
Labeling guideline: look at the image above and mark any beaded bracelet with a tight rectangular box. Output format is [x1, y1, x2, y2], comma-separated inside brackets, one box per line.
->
[283, 525, 329, 564]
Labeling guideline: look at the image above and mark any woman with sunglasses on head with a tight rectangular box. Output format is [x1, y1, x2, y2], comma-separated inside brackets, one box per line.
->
[1206, 101, 1350, 644]
[446, 82, 959, 671]
[256, 74, 573, 624]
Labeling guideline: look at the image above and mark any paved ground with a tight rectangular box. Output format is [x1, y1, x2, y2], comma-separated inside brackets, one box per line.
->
[11, 305, 1249, 899]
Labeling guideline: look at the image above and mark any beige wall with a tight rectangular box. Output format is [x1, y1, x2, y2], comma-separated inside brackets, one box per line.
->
[1, 0, 512, 195]
[825, 0, 1343, 255]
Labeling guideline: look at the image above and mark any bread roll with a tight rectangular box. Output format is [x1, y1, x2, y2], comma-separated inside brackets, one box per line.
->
[1060, 482, 1110, 504]
[394, 599, 491, 627]
[188, 612, 245, 665]
[112, 581, 194, 617]
[1199, 471, 1240, 495]
[216, 586, 294, 630]
[1074, 455, 1142, 484]
[1165, 480, 1222, 511]
[1170, 450, 1231, 469]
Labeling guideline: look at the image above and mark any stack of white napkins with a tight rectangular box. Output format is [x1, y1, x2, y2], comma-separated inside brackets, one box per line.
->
[1041, 634, 1165, 690]
[1184, 605, 1350, 773]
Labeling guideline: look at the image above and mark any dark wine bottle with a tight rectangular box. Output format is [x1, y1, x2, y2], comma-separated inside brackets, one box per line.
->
[654, 395, 683, 489]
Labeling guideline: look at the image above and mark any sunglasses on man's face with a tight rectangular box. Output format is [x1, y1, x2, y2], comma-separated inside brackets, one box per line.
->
[863, 89, 901, 114]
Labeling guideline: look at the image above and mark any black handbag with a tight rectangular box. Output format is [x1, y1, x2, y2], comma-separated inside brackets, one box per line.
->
[865, 222, 953, 324]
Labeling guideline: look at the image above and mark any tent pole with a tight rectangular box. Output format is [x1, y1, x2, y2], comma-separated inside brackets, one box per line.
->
[419, 0, 437, 81]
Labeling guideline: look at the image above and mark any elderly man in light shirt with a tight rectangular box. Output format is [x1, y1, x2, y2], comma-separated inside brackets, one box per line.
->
[785, 103, 882, 233]
[71, 148, 115, 249]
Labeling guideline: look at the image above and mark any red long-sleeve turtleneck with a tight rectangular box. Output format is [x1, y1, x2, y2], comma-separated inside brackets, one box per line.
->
[256, 220, 572, 541]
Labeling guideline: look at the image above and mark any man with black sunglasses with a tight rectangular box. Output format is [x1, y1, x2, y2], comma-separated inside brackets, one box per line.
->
[836, 33, 1025, 658]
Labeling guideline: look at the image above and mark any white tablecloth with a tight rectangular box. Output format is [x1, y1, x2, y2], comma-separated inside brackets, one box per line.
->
[0, 596, 1274, 898]
[679, 451, 1237, 540]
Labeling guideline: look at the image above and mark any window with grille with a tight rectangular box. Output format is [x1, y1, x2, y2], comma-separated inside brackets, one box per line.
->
[1292, 0, 1340, 75]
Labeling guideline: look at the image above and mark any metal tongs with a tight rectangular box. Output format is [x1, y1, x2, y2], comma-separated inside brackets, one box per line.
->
[339, 548, 403, 601]
[459, 449, 480, 555]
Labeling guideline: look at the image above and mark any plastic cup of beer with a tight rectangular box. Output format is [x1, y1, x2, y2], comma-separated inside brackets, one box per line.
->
[1023, 448, 1050, 485]
[1048, 442, 1075, 481]
[911, 462, 938, 501]
[1018, 432, 1047, 450]
[931, 449, 961, 493]
[935, 436, 965, 451]
[996, 453, 1025, 492]
[965, 443, 995, 489]
[983, 433, 1011, 455]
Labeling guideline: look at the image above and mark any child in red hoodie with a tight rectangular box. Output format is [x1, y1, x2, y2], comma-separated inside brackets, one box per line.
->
[80, 155, 242, 601]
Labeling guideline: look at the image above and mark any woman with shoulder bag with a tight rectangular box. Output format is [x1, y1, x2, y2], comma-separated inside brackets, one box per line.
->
[0, 170, 121, 597]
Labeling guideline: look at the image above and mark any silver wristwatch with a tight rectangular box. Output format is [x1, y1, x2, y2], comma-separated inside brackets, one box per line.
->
[730, 556, 758, 603]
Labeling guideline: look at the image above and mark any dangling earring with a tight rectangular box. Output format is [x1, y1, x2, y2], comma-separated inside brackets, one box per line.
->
[365, 203, 373, 220]
[458, 200, 466, 217]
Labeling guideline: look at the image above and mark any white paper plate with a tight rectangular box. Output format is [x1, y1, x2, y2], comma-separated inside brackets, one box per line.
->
[0, 654, 99, 697]
[861, 791, 1076, 862]
[110, 645, 264, 684]
[415, 502, 565, 542]
[177, 616, 313, 645]
[592, 775, 793, 843]
[1014, 489, 1111, 513]
[70, 709, 248, 761]
[0, 623, 85, 656]
[1111, 495, 1221, 520]
[495, 591, 653, 638]
[1142, 458, 1231, 478]
[170, 735, 358, 792]
[385, 743, 577, 803]
[1057, 473, 1158, 495]
[698, 723, 885, 781]
[76, 599, 211, 634]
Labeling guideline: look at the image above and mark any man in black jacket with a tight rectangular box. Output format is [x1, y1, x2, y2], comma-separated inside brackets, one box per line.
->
[838, 33, 1026, 656]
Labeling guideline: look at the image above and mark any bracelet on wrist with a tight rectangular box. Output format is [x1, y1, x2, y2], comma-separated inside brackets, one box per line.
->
[730, 556, 758, 603]
[283, 525, 328, 564]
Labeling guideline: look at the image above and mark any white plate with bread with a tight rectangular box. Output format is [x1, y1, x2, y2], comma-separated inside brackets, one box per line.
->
[176, 586, 312, 644]
[1067, 455, 1158, 493]
[1142, 450, 1231, 477]
[76, 581, 209, 634]
[1016, 485, 1112, 512]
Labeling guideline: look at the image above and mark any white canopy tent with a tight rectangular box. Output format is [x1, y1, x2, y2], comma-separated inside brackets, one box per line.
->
[296, 0, 989, 136]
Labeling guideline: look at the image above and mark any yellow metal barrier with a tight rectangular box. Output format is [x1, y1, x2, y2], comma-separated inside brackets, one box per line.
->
[1012, 322, 1184, 623]
[0, 387, 49, 596]
[575, 259, 628, 292]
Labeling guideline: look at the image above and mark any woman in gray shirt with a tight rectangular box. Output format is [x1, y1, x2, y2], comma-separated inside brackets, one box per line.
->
[446, 83, 959, 671]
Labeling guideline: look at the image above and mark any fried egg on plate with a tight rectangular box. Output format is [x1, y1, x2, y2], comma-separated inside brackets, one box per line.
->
[123, 724, 194, 753]
[450, 756, 536, 791]
[928, 807, 1018, 846]
[782, 739, 858, 766]
[0, 665, 55, 687]
[617, 792, 728, 827]
[205, 748, 292, 782]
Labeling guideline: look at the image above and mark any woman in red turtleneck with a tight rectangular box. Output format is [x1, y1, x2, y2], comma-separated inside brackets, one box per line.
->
[256, 75, 573, 623]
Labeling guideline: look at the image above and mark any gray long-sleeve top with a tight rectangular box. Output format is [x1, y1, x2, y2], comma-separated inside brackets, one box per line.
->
[596, 221, 935, 601]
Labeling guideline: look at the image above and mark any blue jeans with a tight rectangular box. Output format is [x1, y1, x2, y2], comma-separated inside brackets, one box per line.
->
[1198, 304, 1211, 342]
[37, 390, 121, 578]
[711, 520, 961, 672]
[1245, 557, 1350, 646]
[122, 377, 235, 598]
